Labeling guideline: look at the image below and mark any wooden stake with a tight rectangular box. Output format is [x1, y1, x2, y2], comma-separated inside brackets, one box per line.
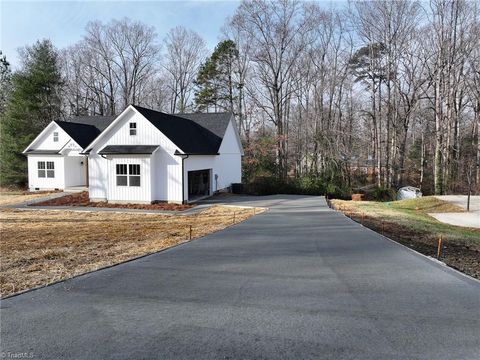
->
[233, 212, 236, 224]
[189, 225, 192, 240]
[382, 221, 385, 234]
[362, 212, 365, 224]
[437, 235, 443, 259]
[253, 207, 256, 215]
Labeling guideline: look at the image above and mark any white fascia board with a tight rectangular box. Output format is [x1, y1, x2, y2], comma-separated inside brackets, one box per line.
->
[83, 105, 185, 155]
[58, 138, 83, 154]
[22, 121, 57, 153]
[82, 105, 134, 152]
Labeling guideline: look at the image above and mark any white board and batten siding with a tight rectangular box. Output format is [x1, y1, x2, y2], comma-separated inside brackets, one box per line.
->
[106, 156, 152, 203]
[25, 122, 86, 191]
[183, 119, 242, 197]
[88, 108, 183, 203]
[214, 119, 242, 189]
[27, 154, 65, 190]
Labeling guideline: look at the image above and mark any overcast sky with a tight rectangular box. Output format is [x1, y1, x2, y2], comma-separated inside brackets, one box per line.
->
[1, 0, 241, 70]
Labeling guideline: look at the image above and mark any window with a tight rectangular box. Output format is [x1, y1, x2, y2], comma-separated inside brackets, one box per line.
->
[53, 132, 59, 142]
[46, 162, 55, 178]
[129, 164, 140, 187]
[116, 163, 140, 187]
[37, 161, 54, 178]
[116, 164, 128, 186]
[129, 123, 137, 136]
[38, 161, 46, 178]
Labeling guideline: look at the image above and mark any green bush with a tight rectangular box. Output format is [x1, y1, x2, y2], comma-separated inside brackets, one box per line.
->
[363, 186, 396, 201]
[243, 176, 351, 199]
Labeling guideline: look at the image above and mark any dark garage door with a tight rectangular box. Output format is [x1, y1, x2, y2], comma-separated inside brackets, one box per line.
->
[188, 169, 211, 200]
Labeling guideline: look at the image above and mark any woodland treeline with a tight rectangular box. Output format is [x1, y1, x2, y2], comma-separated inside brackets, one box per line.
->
[1, 0, 479, 196]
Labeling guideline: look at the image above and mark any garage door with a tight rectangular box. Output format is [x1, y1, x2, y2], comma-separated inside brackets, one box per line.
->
[188, 169, 211, 201]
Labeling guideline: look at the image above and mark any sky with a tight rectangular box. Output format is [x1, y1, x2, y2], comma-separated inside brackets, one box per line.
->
[1, 0, 241, 70]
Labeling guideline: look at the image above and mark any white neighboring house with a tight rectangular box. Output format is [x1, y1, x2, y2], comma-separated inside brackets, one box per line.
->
[23, 117, 114, 191]
[25, 105, 243, 203]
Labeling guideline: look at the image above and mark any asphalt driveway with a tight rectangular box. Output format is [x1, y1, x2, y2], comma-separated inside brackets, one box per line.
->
[1, 195, 479, 359]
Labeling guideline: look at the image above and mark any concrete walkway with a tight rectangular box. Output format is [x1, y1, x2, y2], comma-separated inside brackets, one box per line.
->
[430, 195, 480, 228]
[1, 195, 479, 359]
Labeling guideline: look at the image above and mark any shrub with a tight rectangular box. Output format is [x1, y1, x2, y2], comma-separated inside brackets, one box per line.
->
[243, 175, 351, 199]
[363, 186, 396, 201]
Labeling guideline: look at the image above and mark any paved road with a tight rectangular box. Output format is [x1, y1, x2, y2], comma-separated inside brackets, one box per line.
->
[1, 195, 479, 359]
[431, 195, 480, 228]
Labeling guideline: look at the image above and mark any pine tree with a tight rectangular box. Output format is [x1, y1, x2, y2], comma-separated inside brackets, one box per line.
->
[0, 51, 12, 114]
[194, 40, 238, 113]
[0, 40, 63, 187]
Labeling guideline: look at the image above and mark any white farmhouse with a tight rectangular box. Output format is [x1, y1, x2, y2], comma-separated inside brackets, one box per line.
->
[23, 116, 114, 191]
[24, 105, 243, 204]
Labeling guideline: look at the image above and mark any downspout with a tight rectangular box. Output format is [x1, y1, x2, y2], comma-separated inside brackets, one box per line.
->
[181, 154, 189, 204]
[85, 156, 89, 187]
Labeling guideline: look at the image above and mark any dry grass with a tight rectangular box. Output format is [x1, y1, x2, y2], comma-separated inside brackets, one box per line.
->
[0, 189, 58, 206]
[0, 205, 265, 298]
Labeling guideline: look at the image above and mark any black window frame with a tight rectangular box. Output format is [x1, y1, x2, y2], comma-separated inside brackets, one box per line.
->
[116, 163, 140, 187]
[46, 161, 55, 178]
[116, 164, 128, 186]
[129, 122, 137, 136]
[128, 164, 141, 187]
[38, 161, 46, 178]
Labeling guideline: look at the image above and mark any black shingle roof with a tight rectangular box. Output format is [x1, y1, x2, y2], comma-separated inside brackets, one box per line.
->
[99, 145, 159, 155]
[176, 112, 233, 139]
[132, 105, 231, 155]
[64, 116, 116, 132]
[55, 122, 101, 149]
[55, 116, 115, 149]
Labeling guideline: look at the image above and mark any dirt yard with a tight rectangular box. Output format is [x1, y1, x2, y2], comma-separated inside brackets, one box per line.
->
[0, 205, 265, 298]
[31, 191, 193, 211]
[0, 188, 58, 206]
[331, 197, 480, 280]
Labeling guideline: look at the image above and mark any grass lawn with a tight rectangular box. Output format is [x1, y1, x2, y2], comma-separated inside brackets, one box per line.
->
[0, 205, 264, 298]
[331, 196, 480, 280]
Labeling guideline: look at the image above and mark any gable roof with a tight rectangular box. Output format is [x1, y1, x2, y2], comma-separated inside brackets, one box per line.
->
[176, 112, 232, 139]
[55, 121, 99, 149]
[63, 116, 116, 132]
[131, 105, 232, 155]
[56, 116, 116, 149]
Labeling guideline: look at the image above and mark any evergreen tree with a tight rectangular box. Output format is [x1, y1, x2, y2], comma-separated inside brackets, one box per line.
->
[0, 40, 63, 186]
[194, 40, 238, 112]
[0, 51, 12, 114]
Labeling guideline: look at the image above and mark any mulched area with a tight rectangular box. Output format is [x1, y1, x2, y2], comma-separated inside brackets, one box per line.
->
[31, 191, 193, 211]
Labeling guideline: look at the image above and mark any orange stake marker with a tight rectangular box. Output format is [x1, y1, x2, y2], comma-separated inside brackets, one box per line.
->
[437, 235, 443, 259]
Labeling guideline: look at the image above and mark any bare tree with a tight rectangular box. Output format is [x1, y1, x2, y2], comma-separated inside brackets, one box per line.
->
[163, 26, 206, 113]
[231, 0, 318, 179]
